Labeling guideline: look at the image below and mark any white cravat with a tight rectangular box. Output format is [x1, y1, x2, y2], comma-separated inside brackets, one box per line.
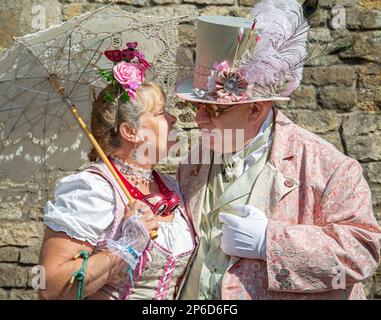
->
[222, 109, 274, 181]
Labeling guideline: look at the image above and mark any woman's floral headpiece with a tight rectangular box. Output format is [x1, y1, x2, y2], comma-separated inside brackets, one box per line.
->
[99, 42, 151, 104]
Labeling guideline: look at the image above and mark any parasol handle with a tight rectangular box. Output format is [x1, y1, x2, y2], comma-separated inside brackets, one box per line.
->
[50, 76, 158, 240]
[70, 105, 158, 240]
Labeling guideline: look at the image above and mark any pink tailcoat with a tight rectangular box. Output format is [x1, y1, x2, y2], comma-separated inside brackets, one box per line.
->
[176, 108, 381, 300]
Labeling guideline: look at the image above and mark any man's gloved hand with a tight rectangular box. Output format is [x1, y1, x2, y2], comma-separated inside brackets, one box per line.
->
[219, 205, 268, 260]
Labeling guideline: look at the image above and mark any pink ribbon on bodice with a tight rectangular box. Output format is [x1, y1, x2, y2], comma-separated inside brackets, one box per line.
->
[138, 248, 152, 277]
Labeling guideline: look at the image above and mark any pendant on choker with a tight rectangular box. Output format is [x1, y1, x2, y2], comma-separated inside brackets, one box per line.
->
[110, 156, 153, 188]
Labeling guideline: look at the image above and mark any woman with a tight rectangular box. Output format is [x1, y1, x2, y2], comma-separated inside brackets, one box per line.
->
[39, 81, 195, 300]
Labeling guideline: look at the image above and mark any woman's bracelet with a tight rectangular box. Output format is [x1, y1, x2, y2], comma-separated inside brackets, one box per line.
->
[70, 250, 90, 300]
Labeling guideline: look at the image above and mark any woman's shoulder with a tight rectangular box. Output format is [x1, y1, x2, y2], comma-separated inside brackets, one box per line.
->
[55, 170, 113, 196]
[43, 170, 116, 246]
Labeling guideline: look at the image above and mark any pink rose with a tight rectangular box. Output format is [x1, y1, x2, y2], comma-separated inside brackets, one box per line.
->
[113, 61, 145, 88]
[113, 62, 145, 101]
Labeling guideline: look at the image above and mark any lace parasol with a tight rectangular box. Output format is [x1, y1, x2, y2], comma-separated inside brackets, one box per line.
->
[0, 5, 184, 214]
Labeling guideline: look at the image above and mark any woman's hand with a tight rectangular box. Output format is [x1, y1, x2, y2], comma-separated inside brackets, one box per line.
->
[125, 201, 159, 235]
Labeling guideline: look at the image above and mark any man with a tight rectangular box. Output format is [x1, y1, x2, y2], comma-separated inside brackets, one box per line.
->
[174, 0, 381, 300]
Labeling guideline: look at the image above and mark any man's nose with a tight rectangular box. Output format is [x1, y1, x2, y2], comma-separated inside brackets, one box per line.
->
[195, 106, 210, 124]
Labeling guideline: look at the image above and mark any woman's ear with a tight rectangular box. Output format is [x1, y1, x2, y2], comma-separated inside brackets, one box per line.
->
[119, 123, 139, 144]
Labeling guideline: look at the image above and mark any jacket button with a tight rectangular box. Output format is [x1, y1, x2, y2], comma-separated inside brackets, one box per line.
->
[280, 268, 290, 277]
[284, 179, 294, 188]
[282, 279, 292, 289]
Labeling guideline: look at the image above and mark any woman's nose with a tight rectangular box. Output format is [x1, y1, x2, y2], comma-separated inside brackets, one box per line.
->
[166, 111, 177, 124]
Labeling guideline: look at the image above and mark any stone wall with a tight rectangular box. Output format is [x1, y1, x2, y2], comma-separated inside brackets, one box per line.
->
[0, 0, 380, 299]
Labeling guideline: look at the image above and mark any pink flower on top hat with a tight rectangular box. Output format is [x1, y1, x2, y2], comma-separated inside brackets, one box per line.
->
[215, 69, 249, 103]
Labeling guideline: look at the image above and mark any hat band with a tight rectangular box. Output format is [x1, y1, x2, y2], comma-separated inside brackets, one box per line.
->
[193, 63, 214, 92]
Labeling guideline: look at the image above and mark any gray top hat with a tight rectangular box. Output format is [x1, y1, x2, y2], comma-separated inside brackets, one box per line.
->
[176, 0, 311, 105]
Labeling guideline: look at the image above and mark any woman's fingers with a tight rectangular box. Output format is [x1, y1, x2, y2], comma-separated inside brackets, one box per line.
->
[124, 201, 152, 220]
[144, 221, 159, 233]
[123, 201, 158, 234]
[139, 213, 155, 223]
[139, 212, 158, 234]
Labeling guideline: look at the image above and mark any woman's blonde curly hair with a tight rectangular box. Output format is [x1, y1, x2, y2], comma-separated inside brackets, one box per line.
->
[88, 81, 166, 162]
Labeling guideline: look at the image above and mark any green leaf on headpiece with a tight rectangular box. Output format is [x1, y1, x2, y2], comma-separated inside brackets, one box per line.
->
[99, 70, 114, 82]
[120, 91, 130, 103]
[104, 91, 116, 104]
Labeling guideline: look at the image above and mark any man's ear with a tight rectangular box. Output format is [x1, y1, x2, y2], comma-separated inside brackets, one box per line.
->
[248, 102, 271, 125]
[247, 103, 261, 124]
[119, 122, 139, 144]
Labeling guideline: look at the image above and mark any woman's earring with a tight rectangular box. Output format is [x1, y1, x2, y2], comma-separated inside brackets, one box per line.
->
[132, 143, 138, 161]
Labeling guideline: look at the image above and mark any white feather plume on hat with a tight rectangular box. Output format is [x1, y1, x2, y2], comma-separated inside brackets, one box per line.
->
[238, 0, 309, 97]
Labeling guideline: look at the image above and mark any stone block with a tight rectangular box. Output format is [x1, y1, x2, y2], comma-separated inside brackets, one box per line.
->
[0, 264, 29, 287]
[362, 162, 381, 184]
[364, 275, 375, 299]
[62, 3, 104, 21]
[184, 0, 234, 4]
[347, 8, 381, 30]
[339, 31, 381, 63]
[359, 0, 381, 10]
[0, 222, 44, 247]
[357, 64, 381, 88]
[0, 201, 24, 220]
[20, 247, 40, 265]
[374, 267, 381, 298]
[152, 0, 181, 4]
[320, 0, 356, 8]
[308, 28, 333, 43]
[0, 288, 8, 300]
[316, 131, 344, 153]
[342, 113, 381, 136]
[200, 5, 251, 17]
[179, 24, 196, 47]
[370, 184, 381, 207]
[318, 86, 357, 111]
[0, 247, 20, 263]
[303, 66, 355, 86]
[283, 110, 342, 134]
[0, 0, 62, 50]
[345, 133, 381, 162]
[137, 5, 199, 23]
[9, 289, 38, 300]
[289, 86, 318, 110]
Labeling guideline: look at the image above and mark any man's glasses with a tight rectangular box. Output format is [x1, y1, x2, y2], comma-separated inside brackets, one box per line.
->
[190, 103, 238, 118]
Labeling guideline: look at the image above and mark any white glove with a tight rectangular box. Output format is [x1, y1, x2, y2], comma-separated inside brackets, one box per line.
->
[219, 205, 268, 260]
